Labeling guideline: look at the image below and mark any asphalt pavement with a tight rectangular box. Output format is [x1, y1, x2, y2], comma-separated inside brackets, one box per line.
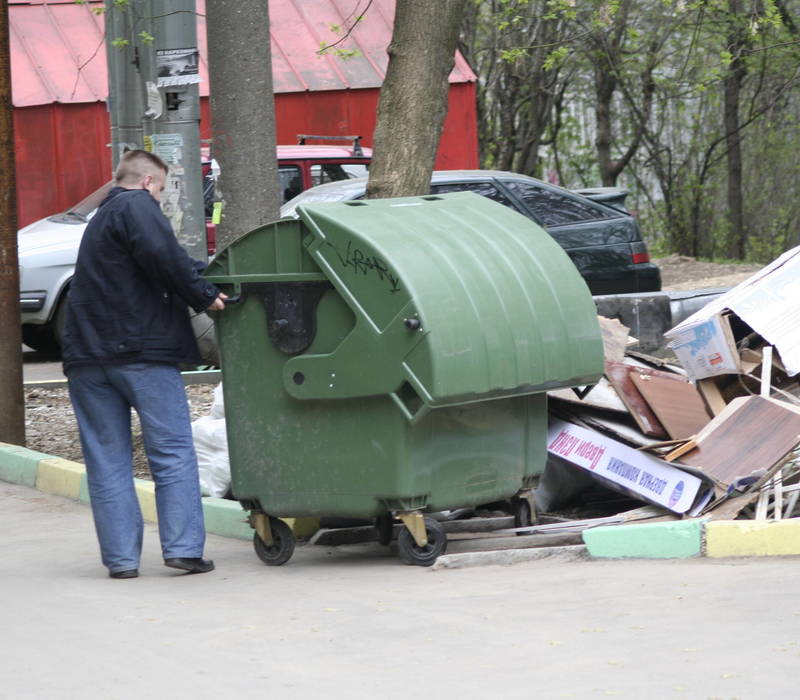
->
[21, 346, 65, 384]
[4, 479, 800, 700]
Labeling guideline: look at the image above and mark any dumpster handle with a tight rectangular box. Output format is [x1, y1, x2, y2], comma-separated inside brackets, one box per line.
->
[389, 391, 431, 424]
[223, 294, 243, 305]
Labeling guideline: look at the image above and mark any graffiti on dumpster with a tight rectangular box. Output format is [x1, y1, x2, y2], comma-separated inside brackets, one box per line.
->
[327, 241, 401, 294]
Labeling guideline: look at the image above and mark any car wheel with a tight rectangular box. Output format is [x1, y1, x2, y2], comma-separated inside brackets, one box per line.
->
[21, 323, 59, 354]
[52, 291, 69, 348]
[191, 310, 220, 366]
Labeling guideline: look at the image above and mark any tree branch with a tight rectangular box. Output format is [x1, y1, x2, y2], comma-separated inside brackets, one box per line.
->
[317, 0, 374, 54]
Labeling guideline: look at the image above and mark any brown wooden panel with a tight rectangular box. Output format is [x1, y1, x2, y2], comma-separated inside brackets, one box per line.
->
[604, 361, 668, 439]
[677, 396, 800, 487]
[631, 372, 712, 440]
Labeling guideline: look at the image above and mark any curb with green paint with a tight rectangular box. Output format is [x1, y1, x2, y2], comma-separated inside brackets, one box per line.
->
[583, 519, 705, 559]
[583, 515, 800, 559]
[5, 441, 800, 560]
[0, 442, 318, 541]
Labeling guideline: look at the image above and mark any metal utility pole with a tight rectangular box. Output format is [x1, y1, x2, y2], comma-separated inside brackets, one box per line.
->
[0, 0, 25, 445]
[207, 0, 279, 249]
[105, 1, 145, 169]
[137, 0, 206, 260]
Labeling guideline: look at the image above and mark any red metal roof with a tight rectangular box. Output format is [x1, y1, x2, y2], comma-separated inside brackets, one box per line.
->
[9, 0, 476, 107]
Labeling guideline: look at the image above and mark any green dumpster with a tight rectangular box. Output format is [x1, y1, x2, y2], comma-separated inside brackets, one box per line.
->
[205, 192, 603, 566]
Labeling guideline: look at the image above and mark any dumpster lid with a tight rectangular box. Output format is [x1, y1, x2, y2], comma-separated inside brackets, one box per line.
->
[271, 192, 602, 409]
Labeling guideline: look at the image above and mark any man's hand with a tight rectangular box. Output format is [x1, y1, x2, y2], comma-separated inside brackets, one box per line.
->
[207, 292, 228, 311]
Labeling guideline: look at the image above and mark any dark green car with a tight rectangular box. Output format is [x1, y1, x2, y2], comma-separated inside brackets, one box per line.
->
[281, 170, 661, 295]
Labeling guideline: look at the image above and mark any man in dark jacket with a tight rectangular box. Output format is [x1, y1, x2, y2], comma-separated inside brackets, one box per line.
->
[62, 149, 226, 579]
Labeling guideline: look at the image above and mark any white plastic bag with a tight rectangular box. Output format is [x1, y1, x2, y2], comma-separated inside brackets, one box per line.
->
[192, 414, 231, 497]
[210, 382, 225, 419]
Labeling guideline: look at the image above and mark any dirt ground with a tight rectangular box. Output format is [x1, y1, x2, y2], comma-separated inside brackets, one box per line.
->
[23, 255, 765, 475]
[25, 384, 216, 479]
[655, 253, 762, 291]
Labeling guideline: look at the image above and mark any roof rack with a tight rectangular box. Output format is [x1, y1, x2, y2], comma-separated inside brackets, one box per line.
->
[296, 134, 364, 157]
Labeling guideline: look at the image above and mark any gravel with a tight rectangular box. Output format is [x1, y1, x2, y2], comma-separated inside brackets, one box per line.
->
[22, 256, 768, 478]
[25, 384, 217, 479]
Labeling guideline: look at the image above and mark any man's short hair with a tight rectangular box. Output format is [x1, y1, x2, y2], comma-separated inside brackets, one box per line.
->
[114, 149, 169, 184]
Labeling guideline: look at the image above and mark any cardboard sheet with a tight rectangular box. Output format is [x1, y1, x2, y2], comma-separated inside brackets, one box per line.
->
[665, 246, 800, 379]
[548, 377, 629, 414]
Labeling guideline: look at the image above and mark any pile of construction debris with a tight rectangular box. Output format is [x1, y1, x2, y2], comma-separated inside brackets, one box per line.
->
[543, 246, 800, 525]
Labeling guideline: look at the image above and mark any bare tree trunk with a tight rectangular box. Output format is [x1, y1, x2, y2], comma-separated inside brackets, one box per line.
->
[724, 0, 747, 259]
[594, 66, 618, 187]
[366, 0, 467, 198]
[495, 73, 520, 171]
[0, 0, 25, 445]
[207, 0, 280, 247]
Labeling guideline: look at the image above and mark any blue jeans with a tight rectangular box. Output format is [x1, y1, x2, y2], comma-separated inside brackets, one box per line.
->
[67, 363, 206, 573]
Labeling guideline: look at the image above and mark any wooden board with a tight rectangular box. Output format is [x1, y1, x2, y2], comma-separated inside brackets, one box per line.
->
[604, 361, 670, 439]
[630, 372, 712, 440]
[677, 395, 800, 488]
[704, 492, 760, 520]
[696, 378, 727, 417]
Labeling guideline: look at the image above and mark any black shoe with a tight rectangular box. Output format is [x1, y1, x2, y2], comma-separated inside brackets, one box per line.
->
[109, 569, 139, 579]
[164, 557, 215, 574]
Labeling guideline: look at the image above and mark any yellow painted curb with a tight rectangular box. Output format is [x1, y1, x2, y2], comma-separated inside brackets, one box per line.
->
[134, 480, 158, 523]
[706, 519, 800, 557]
[35, 458, 85, 500]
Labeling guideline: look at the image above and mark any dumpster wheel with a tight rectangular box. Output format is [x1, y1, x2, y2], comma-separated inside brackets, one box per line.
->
[375, 513, 395, 546]
[397, 516, 446, 566]
[511, 497, 532, 536]
[253, 516, 295, 566]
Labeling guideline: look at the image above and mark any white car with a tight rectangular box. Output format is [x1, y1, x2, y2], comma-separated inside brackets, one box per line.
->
[19, 184, 111, 352]
[18, 143, 372, 354]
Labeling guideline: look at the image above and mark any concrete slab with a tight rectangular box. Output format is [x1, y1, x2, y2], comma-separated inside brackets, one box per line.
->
[202, 497, 252, 540]
[134, 478, 158, 522]
[35, 458, 85, 500]
[0, 442, 54, 487]
[432, 544, 589, 570]
[706, 519, 800, 557]
[583, 519, 704, 559]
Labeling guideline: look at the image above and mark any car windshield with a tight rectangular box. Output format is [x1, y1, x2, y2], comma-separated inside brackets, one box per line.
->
[49, 181, 113, 223]
[280, 178, 367, 218]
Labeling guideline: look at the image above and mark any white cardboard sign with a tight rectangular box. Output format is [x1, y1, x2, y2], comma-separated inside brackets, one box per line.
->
[547, 419, 706, 514]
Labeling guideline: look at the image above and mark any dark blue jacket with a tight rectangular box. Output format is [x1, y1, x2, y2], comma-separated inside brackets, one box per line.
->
[62, 187, 219, 370]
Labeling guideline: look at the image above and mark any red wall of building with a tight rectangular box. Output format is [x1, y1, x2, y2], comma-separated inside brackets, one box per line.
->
[13, 103, 111, 228]
[15, 84, 478, 228]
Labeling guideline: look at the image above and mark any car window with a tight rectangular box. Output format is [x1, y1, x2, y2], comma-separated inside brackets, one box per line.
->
[429, 181, 516, 208]
[279, 165, 303, 204]
[341, 164, 368, 179]
[68, 182, 113, 218]
[503, 181, 617, 226]
[311, 163, 357, 187]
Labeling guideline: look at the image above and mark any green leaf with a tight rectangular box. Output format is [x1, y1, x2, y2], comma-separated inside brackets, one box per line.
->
[543, 46, 569, 70]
